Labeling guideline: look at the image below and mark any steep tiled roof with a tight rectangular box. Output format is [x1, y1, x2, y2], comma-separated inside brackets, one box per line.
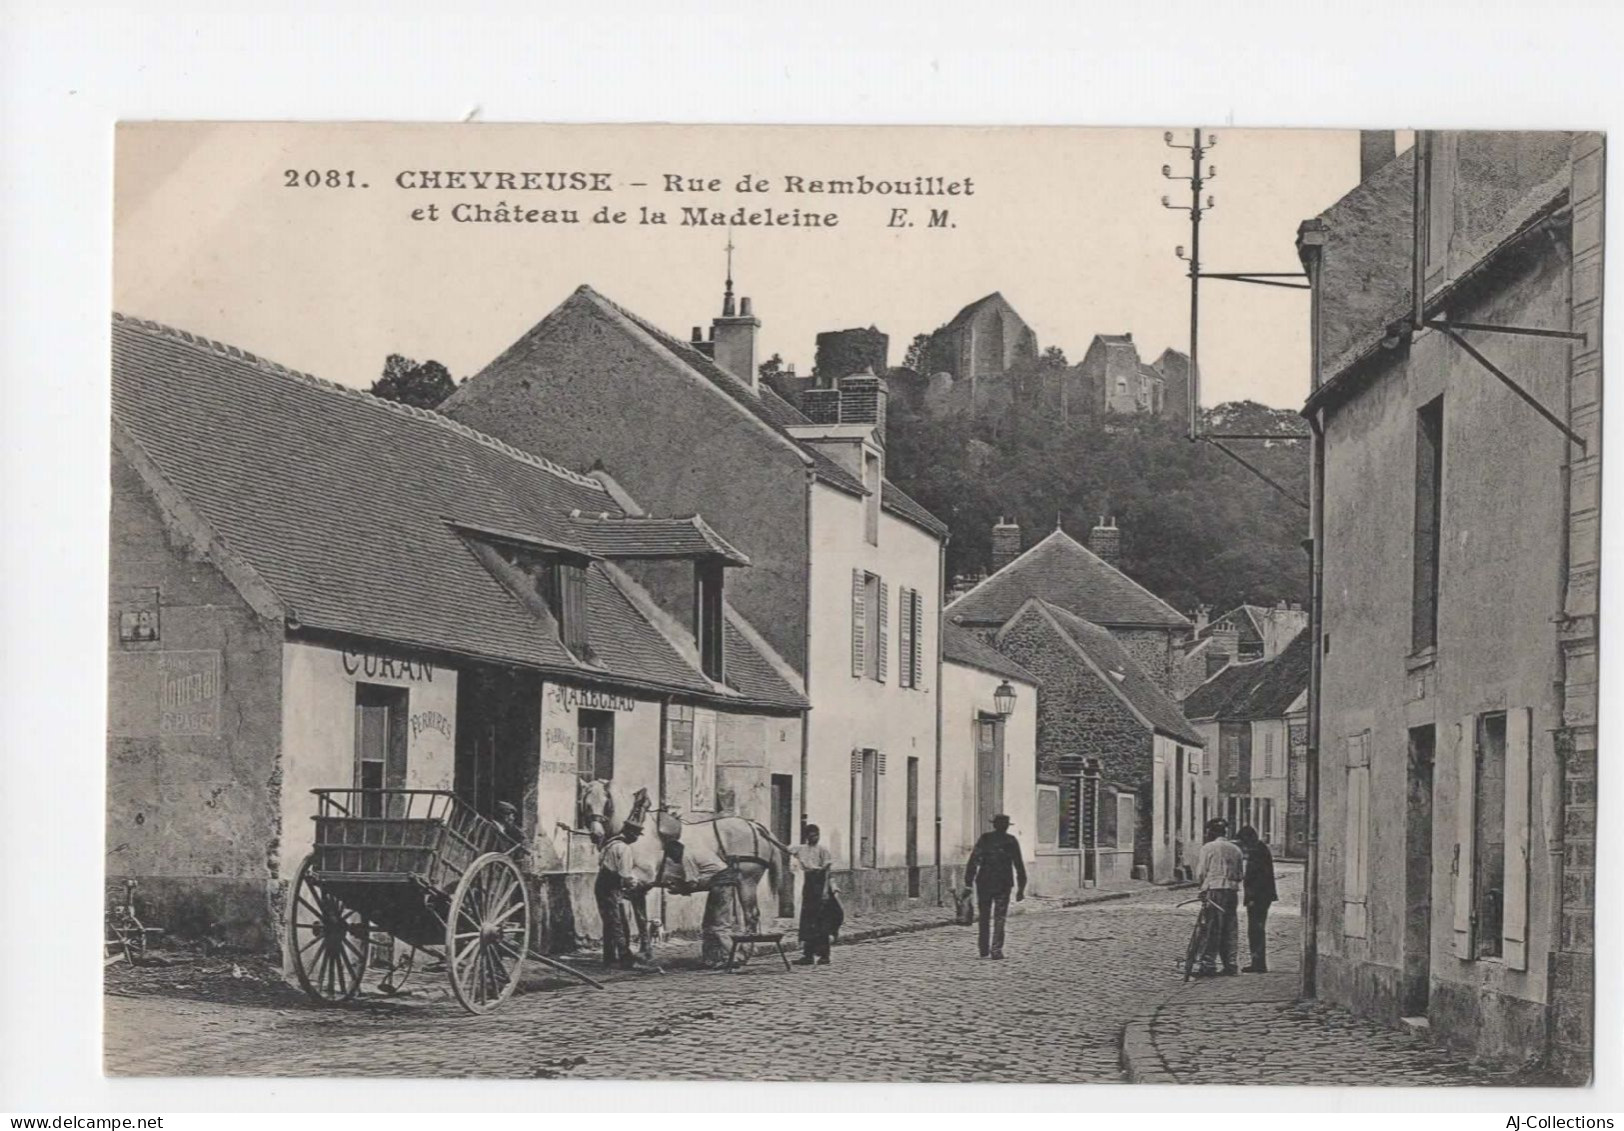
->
[943, 623, 1038, 684]
[1181, 630, 1309, 722]
[577, 288, 869, 496]
[1181, 657, 1270, 721]
[111, 314, 799, 710]
[946, 526, 1188, 629]
[565, 513, 750, 565]
[1227, 630, 1310, 719]
[1011, 601, 1203, 746]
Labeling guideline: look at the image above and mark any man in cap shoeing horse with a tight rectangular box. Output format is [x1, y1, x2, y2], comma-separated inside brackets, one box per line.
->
[595, 815, 645, 969]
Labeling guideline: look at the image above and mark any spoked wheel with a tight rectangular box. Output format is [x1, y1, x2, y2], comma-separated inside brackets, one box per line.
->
[1183, 903, 1215, 982]
[446, 853, 531, 1014]
[288, 854, 369, 1004]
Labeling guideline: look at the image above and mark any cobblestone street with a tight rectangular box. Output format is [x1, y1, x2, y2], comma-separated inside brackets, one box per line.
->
[104, 866, 1509, 1085]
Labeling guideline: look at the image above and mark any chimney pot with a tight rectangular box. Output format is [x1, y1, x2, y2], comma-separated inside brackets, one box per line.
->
[692, 327, 703, 342]
[1088, 517, 1122, 569]
[740, 297, 753, 317]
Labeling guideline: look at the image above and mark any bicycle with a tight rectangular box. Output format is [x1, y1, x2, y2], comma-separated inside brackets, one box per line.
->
[1179, 894, 1223, 982]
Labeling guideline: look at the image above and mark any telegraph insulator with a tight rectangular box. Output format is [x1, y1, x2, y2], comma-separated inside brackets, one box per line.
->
[1207, 133, 1218, 146]
[1164, 130, 1174, 144]
[1162, 194, 1171, 207]
[1207, 195, 1216, 208]
[1175, 245, 1186, 259]
[1162, 164, 1172, 177]
[1208, 165, 1217, 178]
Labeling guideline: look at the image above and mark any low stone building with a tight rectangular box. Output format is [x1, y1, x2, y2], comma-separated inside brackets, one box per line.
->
[108, 314, 807, 957]
[992, 600, 1204, 884]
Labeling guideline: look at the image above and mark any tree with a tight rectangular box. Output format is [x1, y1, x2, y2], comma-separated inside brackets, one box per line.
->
[370, 354, 457, 409]
[759, 353, 785, 382]
[903, 333, 933, 374]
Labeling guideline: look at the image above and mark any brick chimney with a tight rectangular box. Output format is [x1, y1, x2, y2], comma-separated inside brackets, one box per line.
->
[1206, 621, 1240, 677]
[837, 368, 888, 440]
[1088, 516, 1121, 568]
[1359, 130, 1397, 182]
[712, 293, 760, 390]
[991, 517, 1022, 573]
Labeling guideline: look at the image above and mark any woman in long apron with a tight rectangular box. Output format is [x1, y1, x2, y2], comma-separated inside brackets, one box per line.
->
[791, 824, 834, 965]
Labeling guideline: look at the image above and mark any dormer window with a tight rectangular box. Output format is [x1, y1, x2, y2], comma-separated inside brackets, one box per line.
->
[515, 549, 591, 659]
[695, 560, 725, 681]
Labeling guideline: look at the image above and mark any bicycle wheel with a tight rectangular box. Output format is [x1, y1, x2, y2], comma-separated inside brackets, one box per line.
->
[1183, 905, 1214, 982]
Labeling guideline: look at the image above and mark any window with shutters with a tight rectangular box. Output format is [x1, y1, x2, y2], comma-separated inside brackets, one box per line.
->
[851, 569, 867, 678]
[1343, 732, 1371, 939]
[1471, 712, 1508, 959]
[577, 709, 615, 783]
[1413, 396, 1444, 654]
[857, 572, 886, 683]
[898, 585, 915, 688]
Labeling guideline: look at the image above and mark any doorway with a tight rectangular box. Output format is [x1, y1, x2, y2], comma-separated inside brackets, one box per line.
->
[1403, 725, 1436, 1016]
[771, 773, 795, 917]
[859, 749, 879, 868]
[355, 684, 408, 818]
[975, 714, 1005, 833]
[906, 757, 920, 897]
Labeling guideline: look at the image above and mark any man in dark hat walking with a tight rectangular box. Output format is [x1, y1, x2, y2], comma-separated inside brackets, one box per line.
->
[963, 814, 1027, 959]
[595, 816, 644, 969]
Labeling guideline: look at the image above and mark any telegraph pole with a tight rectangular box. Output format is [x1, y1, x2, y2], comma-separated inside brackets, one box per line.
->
[1163, 128, 1215, 441]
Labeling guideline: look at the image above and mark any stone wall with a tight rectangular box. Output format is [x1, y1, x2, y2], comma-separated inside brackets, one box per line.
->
[108, 447, 286, 951]
[996, 611, 1154, 868]
[1110, 626, 1179, 697]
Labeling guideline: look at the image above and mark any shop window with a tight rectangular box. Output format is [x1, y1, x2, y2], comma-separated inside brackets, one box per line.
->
[354, 683, 408, 819]
[577, 709, 615, 783]
[665, 704, 694, 761]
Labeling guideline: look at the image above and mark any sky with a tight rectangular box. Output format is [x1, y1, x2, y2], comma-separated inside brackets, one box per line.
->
[114, 124, 1381, 410]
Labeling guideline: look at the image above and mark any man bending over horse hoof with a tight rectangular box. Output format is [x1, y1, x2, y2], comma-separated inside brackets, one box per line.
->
[596, 816, 644, 969]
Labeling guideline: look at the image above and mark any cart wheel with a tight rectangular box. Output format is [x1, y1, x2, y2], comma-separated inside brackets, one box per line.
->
[446, 852, 531, 1014]
[288, 854, 369, 1004]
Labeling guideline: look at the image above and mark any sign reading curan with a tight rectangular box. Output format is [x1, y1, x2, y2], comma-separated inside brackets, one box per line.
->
[342, 651, 435, 682]
[550, 684, 638, 713]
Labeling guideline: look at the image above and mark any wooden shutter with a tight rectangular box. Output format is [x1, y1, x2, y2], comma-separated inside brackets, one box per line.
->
[898, 586, 915, 688]
[876, 580, 889, 683]
[1453, 714, 1478, 959]
[910, 588, 925, 690]
[1342, 733, 1369, 939]
[851, 569, 866, 678]
[1502, 706, 1532, 970]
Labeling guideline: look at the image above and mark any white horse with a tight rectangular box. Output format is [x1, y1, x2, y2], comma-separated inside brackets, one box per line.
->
[619, 789, 790, 966]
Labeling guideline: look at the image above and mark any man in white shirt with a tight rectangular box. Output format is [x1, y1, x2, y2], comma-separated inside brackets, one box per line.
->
[1194, 817, 1244, 976]
[595, 817, 644, 969]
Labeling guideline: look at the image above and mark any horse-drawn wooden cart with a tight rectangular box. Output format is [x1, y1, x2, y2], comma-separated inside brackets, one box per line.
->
[288, 788, 536, 1014]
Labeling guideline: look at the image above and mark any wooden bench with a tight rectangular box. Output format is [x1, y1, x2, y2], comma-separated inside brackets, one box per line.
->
[725, 932, 792, 973]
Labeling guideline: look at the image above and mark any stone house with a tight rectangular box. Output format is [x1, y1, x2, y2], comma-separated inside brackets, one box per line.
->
[1181, 630, 1310, 857]
[945, 518, 1201, 882]
[946, 518, 1191, 697]
[992, 600, 1205, 884]
[108, 315, 808, 956]
[441, 282, 950, 914]
[1298, 131, 1600, 1077]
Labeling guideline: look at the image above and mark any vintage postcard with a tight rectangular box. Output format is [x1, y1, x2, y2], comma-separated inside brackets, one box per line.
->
[105, 122, 1601, 1085]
